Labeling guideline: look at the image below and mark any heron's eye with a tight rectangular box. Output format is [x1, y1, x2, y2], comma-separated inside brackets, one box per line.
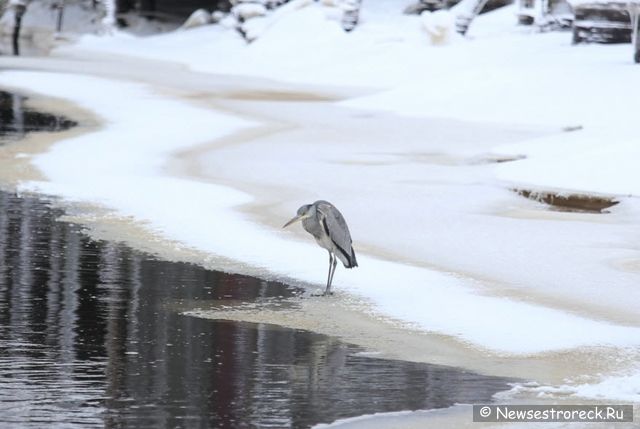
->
[299, 205, 310, 216]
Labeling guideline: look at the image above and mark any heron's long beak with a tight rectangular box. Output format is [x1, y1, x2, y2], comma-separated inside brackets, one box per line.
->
[283, 214, 303, 228]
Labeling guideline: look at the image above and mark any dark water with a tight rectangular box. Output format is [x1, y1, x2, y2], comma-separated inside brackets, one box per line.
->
[0, 94, 515, 428]
[0, 191, 515, 428]
[0, 91, 77, 141]
[0, 34, 48, 57]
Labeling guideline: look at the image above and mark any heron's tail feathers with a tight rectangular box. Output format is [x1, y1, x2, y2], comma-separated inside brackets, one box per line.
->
[336, 246, 358, 268]
[346, 248, 358, 268]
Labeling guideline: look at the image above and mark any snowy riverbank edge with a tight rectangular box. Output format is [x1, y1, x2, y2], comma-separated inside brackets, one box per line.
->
[0, 70, 639, 404]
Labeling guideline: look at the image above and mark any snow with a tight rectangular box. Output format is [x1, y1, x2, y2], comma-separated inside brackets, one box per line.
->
[494, 129, 640, 196]
[569, 0, 633, 7]
[501, 368, 640, 402]
[569, 370, 640, 402]
[312, 409, 431, 428]
[195, 102, 640, 327]
[180, 9, 213, 31]
[233, 3, 268, 20]
[420, 10, 458, 45]
[59, 2, 640, 199]
[61, 1, 424, 87]
[1, 70, 639, 358]
[1, 0, 640, 402]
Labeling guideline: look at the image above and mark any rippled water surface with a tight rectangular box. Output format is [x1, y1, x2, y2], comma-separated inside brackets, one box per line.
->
[0, 93, 514, 428]
[0, 90, 76, 141]
[0, 191, 516, 428]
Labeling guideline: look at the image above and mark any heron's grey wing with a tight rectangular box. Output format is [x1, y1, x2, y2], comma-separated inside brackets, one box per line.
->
[315, 201, 357, 267]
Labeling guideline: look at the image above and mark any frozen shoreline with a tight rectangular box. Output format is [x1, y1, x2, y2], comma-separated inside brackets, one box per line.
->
[1, 68, 637, 353]
[0, 59, 639, 405]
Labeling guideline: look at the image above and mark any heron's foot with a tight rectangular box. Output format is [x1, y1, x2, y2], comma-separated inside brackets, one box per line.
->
[311, 290, 334, 297]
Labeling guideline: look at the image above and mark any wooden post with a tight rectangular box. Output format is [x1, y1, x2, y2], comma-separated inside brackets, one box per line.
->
[630, 2, 640, 62]
[536, 0, 549, 26]
[636, 26, 640, 63]
[56, 0, 65, 32]
[11, 3, 26, 56]
[455, 0, 491, 35]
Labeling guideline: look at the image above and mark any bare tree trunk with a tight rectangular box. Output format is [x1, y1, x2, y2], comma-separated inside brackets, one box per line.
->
[636, 28, 640, 63]
[631, 2, 640, 63]
[103, 0, 117, 31]
[11, 2, 27, 56]
[56, 0, 65, 32]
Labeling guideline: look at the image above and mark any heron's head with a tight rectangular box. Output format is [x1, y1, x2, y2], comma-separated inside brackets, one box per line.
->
[283, 204, 313, 228]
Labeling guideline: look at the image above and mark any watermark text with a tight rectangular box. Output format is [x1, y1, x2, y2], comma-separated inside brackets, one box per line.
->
[473, 405, 633, 423]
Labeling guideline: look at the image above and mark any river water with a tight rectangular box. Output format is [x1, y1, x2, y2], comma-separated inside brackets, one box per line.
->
[0, 89, 514, 428]
[0, 90, 76, 141]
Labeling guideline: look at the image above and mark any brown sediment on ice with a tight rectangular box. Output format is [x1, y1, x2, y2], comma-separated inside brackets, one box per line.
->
[167, 89, 640, 327]
[613, 258, 640, 273]
[470, 153, 527, 164]
[56, 202, 592, 389]
[514, 188, 620, 213]
[186, 293, 640, 387]
[221, 89, 341, 102]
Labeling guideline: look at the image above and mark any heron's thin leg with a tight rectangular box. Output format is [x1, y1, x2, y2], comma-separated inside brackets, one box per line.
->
[330, 257, 337, 288]
[325, 254, 338, 296]
[324, 252, 334, 295]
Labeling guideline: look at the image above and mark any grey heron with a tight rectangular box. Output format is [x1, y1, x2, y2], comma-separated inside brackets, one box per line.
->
[283, 200, 358, 295]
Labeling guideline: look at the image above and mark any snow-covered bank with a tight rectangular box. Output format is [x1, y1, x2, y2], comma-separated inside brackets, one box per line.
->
[60, 1, 640, 201]
[189, 96, 640, 327]
[1, 70, 639, 361]
[83, 0, 640, 327]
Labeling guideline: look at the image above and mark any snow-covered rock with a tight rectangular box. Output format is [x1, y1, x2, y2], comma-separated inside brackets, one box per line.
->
[421, 10, 456, 44]
[211, 11, 227, 23]
[233, 3, 268, 21]
[237, 0, 313, 41]
[181, 9, 212, 30]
